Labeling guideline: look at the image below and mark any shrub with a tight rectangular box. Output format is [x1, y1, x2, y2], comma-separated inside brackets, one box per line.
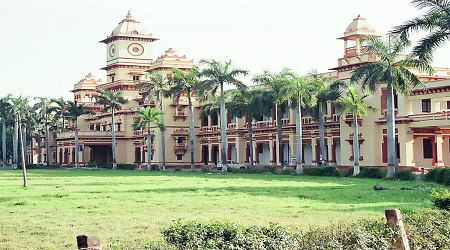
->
[303, 166, 339, 177]
[85, 162, 97, 168]
[173, 167, 182, 171]
[201, 167, 211, 173]
[264, 165, 277, 174]
[150, 164, 161, 171]
[117, 163, 136, 170]
[66, 164, 76, 168]
[430, 188, 450, 210]
[277, 167, 295, 175]
[395, 168, 416, 181]
[356, 167, 385, 179]
[404, 209, 450, 249]
[245, 166, 264, 174]
[426, 168, 450, 185]
[227, 167, 245, 173]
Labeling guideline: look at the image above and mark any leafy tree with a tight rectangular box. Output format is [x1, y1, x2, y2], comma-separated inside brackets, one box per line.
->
[0, 94, 12, 167]
[95, 89, 128, 170]
[66, 101, 94, 168]
[226, 88, 273, 167]
[337, 87, 377, 175]
[350, 35, 433, 177]
[390, 0, 450, 62]
[49, 97, 69, 132]
[309, 74, 346, 165]
[137, 71, 170, 170]
[33, 97, 53, 166]
[286, 75, 319, 174]
[167, 67, 202, 171]
[133, 107, 164, 170]
[252, 68, 292, 166]
[199, 59, 249, 171]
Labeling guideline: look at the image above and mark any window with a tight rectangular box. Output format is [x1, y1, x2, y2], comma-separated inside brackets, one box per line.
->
[212, 115, 219, 126]
[422, 99, 431, 113]
[230, 115, 236, 124]
[202, 116, 209, 127]
[177, 155, 183, 160]
[111, 76, 115, 82]
[423, 138, 433, 159]
[447, 101, 450, 109]
[132, 75, 140, 81]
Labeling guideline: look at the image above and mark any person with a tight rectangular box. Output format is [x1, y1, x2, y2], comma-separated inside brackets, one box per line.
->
[283, 160, 289, 169]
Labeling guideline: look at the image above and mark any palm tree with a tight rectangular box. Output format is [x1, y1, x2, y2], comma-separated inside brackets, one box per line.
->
[95, 89, 128, 170]
[31, 120, 46, 165]
[10, 96, 30, 186]
[390, 0, 450, 62]
[133, 107, 164, 170]
[33, 97, 52, 166]
[310, 75, 346, 165]
[65, 101, 93, 168]
[337, 87, 377, 176]
[199, 59, 249, 171]
[351, 35, 433, 177]
[50, 97, 69, 132]
[48, 115, 62, 164]
[286, 75, 319, 174]
[137, 71, 169, 170]
[226, 88, 273, 167]
[252, 68, 292, 166]
[0, 94, 12, 167]
[167, 67, 202, 171]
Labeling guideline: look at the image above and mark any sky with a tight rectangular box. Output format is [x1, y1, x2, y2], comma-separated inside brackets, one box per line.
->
[1, 0, 449, 100]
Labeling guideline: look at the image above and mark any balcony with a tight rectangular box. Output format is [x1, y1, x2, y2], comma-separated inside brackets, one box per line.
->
[200, 125, 220, 133]
[96, 80, 139, 90]
[227, 123, 236, 129]
[57, 131, 125, 139]
[174, 143, 188, 153]
[173, 111, 188, 121]
[409, 112, 450, 127]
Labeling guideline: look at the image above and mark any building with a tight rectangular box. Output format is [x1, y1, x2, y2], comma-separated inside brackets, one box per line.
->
[28, 13, 450, 169]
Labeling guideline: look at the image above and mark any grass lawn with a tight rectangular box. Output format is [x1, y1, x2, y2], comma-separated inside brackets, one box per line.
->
[0, 169, 439, 249]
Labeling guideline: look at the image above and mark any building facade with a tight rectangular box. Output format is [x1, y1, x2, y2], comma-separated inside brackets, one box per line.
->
[28, 13, 450, 169]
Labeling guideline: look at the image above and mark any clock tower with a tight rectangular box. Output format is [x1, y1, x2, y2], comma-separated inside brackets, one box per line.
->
[99, 11, 158, 97]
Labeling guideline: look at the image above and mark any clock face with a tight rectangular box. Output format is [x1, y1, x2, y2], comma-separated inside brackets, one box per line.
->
[109, 44, 116, 57]
[128, 43, 144, 56]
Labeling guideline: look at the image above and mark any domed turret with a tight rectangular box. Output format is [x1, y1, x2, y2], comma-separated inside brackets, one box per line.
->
[344, 15, 375, 36]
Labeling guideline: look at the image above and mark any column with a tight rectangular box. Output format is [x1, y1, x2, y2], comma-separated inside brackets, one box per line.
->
[269, 141, 274, 164]
[436, 134, 444, 166]
[253, 142, 258, 165]
[327, 137, 333, 163]
[208, 144, 213, 165]
[398, 125, 414, 167]
[311, 139, 317, 164]
[344, 39, 348, 54]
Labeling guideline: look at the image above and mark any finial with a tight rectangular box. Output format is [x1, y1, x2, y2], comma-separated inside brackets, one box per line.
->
[165, 48, 176, 55]
[126, 10, 132, 19]
[357, 14, 361, 18]
[86, 73, 94, 78]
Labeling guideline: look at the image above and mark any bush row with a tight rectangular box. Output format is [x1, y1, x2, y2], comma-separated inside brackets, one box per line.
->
[301, 166, 415, 181]
[16, 164, 62, 170]
[108, 209, 450, 250]
[425, 168, 450, 185]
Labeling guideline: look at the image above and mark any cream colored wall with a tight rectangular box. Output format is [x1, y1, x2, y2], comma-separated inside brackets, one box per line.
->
[106, 40, 153, 67]
[443, 138, 450, 166]
[413, 137, 433, 166]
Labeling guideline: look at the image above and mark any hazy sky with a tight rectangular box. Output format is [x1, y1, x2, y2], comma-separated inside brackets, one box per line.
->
[2, 0, 449, 100]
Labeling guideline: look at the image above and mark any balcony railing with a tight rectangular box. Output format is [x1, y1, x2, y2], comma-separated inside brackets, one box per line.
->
[96, 80, 139, 89]
[200, 125, 219, 133]
[174, 143, 187, 150]
[409, 112, 450, 122]
[57, 131, 125, 138]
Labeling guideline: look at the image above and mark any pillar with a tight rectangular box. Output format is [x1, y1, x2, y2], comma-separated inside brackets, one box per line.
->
[311, 139, 317, 164]
[208, 144, 213, 165]
[436, 133, 444, 166]
[327, 137, 333, 163]
[398, 126, 414, 167]
[269, 141, 274, 164]
[253, 142, 259, 164]
[344, 39, 348, 54]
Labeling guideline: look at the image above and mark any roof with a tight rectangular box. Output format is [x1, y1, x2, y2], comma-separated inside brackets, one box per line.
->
[338, 15, 376, 40]
[100, 11, 157, 43]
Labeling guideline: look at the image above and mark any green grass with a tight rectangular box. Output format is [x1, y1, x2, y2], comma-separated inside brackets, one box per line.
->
[0, 169, 440, 249]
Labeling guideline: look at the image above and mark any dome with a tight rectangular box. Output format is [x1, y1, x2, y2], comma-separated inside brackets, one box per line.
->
[344, 15, 375, 35]
[109, 11, 152, 38]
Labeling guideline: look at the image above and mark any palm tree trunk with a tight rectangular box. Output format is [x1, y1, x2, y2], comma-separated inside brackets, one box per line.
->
[18, 114, 27, 187]
[247, 116, 254, 167]
[13, 115, 18, 169]
[54, 132, 58, 165]
[386, 82, 396, 178]
[62, 117, 65, 132]
[22, 127, 27, 164]
[2, 118, 6, 168]
[276, 106, 284, 165]
[295, 96, 303, 174]
[111, 109, 117, 170]
[352, 113, 360, 176]
[74, 117, 80, 168]
[159, 101, 166, 171]
[219, 83, 228, 172]
[318, 102, 326, 164]
[188, 93, 195, 171]
[37, 136, 42, 164]
[45, 114, 50, 166]
[30, 136, 33, 164]
[147, 126, 152, 170]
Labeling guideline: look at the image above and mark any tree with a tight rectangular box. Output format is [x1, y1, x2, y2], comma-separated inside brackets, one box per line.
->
[167, 67, 202, 171]
[390, 0, 450, 62]
[33, 97, 52, 166]
[337, 87, 377, 176]
[48, 115, 62, 164]
[350, 35, 433, 177]
[0, 94, 12, 167]
[137, 71, 169, 170]
[95, 89, 128, 170]
[252, 68, 292, 166]
[199, 59, 249, 172]
[31, 119, 46, 165]
[49, 97, 69, 132]
[10, 96, 30, 187]
[309, 74, 346, 165]
[65, 101, 93, 168]
[286, 75, 319, 174]
[226, 88, 273, 167]
[133, 107, 164, 170]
